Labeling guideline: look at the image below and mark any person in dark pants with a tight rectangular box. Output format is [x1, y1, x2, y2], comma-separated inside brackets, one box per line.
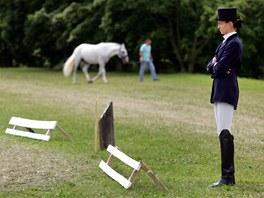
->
[207, 7, 243, 187]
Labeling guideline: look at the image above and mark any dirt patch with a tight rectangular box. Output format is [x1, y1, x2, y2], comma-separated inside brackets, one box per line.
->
[0, 139, 89, 193]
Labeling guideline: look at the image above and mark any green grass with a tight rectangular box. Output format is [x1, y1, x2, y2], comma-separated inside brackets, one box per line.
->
[0, 68, 263, 197]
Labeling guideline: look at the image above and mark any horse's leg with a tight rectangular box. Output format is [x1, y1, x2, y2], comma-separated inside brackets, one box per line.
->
[72, 64, 78, 84]
[92, 64, 108, 83]
[82, 64, 92, 83]
[93, 63, 108, 83]
[101, 65, 108, 83]
[92, 64, 103, 82]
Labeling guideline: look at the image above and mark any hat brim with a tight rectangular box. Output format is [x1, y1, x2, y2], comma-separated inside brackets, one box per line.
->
[217, 16, 240, 21]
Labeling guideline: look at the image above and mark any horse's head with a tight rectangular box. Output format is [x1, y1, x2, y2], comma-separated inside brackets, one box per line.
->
[118, 43, 129, 64]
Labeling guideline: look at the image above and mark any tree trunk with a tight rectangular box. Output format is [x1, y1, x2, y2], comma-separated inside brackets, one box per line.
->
[168, 18, 186, 72]
[187, 35, 213, 72]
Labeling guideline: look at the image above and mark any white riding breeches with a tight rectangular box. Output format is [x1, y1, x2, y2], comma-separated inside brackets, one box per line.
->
[214, 102, 234, 136]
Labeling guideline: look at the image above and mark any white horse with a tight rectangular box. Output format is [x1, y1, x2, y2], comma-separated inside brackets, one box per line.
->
[63, 42, 129, 83]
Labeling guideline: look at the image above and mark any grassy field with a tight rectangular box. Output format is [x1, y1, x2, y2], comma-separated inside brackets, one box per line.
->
[0, 68, 263, 197]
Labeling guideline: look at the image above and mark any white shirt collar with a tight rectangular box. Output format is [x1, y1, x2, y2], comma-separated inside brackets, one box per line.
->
[223, 32, 237, 43]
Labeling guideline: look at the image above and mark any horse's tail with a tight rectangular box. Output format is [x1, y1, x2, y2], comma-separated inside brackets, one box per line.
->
[63, 53, 76, 77]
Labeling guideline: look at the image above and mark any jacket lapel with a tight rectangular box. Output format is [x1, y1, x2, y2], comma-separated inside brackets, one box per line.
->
[218, 41, 227, 52]
[215, 33, 238, 58]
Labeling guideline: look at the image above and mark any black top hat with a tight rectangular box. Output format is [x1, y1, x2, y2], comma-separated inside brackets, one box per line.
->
[217, 8, 238, 21]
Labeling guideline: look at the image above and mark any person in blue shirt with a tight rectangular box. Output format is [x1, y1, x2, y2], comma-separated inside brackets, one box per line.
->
[139, 38, 158, 81]
[207, 7, 243, 187]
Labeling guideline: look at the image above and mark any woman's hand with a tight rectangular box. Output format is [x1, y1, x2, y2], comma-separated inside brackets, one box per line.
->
[226, 69, 231, 74]
[212, 57, 217, 66]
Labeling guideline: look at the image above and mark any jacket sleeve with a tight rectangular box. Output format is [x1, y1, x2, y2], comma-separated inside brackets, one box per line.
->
[211, 42, 241, 78]
[207, 60, 214, 74]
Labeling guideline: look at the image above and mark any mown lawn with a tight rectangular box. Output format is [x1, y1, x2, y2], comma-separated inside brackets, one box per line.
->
[0, 68, 263, 197]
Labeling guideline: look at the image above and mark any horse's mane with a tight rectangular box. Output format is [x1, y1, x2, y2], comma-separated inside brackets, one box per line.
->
[99, 42, 120, 46]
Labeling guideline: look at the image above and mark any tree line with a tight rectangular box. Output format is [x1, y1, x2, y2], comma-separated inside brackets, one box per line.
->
[0, 0, 263, 78]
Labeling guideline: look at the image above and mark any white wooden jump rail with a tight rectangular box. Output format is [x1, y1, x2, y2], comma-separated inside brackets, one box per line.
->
[99, 145, 168, 190]
[5, 117, 70, 141]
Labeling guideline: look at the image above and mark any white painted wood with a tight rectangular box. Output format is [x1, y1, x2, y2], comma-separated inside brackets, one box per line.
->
[107, 145, 142, 171]
[99, 160, 132, 189]
[9, 117, 57, 130]
[5, 128, 51, 141]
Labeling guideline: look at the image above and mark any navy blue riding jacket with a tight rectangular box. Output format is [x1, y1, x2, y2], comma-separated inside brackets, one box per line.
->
[207, 33, 243, 110]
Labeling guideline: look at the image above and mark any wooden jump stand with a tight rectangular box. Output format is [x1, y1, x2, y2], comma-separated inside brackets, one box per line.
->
[5, 116, 70, 141]
[99, 145, 168, 191]
[98, 102, 115, 150]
